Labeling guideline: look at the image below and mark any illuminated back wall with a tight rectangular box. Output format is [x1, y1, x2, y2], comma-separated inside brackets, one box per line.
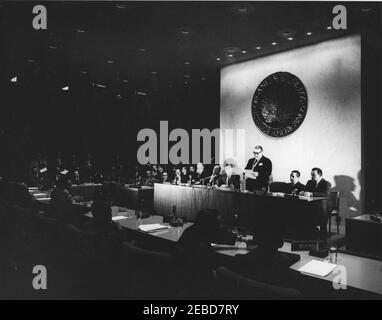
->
[220, 34, 362, 218]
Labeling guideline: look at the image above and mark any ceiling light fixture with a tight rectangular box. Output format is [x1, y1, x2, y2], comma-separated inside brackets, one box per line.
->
[115, 4, 127, 9]
[277, 28, 297, 38]
[231, 3, 254, 15]
[176, 27, 195, 37]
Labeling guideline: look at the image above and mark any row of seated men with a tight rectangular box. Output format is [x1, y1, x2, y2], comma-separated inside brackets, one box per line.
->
[142, 145, 331, 199]
[142, 163, 331, 198]
[0, 175, 321, 299]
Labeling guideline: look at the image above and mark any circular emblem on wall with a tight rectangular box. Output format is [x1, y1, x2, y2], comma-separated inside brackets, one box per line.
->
[251, 72, 308, 137]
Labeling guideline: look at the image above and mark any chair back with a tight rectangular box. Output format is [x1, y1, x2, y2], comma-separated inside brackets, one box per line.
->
[120, 241, 176, 299]
[329, 191, 340, 212]
[215, 266, 302, 300]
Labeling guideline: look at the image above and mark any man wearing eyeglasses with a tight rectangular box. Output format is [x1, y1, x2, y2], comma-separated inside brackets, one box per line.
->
[244, 145, 272, 191]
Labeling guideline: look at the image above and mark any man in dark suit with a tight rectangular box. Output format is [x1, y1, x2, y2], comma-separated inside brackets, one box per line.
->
[304, 167, 331, 197]
[285, 170, 305, 194]
[194, 162, 209, 184]
[245, 146, 272, 191]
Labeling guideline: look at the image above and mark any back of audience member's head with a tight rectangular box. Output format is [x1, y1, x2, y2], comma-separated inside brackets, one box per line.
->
[252, 208, 286, 253]
[13, 182, 32, 208]
[92, 185, 114, 228]
[56, 178, 71, 191]
[195, 209, 222, 233]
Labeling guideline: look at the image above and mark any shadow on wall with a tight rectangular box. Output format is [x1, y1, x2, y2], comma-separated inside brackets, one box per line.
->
[331, 173, 361, 219]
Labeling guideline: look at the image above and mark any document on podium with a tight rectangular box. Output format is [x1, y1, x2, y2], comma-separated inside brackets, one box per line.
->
[244, 170, 257, 180]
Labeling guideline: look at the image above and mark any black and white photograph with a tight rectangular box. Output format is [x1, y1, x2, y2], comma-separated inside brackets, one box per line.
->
[0, 0, 381, 303]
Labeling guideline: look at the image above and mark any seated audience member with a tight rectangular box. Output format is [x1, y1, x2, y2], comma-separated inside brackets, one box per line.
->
[177, 209, 236, 298]
[0, 180, 43, 212]
[303, 168, 331, 197]
[180, 167, 188, 183]
[142, 170, 158, 186]
[217, 164, 240, 189]
[93, 171, 105, 184]
[28, 167, 41, 187]
[227, 203, 304, 295]
[173, 169, 182, 185]
[156, 165, 164, 180]
[194, 162, 209, 184]
[189, 166, 196, 183]
[81, 160, 95, 182]
[70, 167, 81, 185]
[55, 151, 64, 169]
[88, 184, 121, 236]
[50, 178, 90, 225]
[209, 165, 221, 186]
[68, 154, 79, 172]
[109, 166, 118, 182]
[132, 166, 142, 184]
[53, 166, 62, 185]
[151, 165, 158, 177]
[285, 170, 305, 194]
[161, 172, 170, 183]
[30, 152, 47, 171]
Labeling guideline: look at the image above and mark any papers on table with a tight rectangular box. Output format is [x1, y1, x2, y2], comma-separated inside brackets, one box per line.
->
[60, 169, 69, 175]
[272, 192, 285, 197]
[112, 216, 129, 221]
[38, 197, 51, 201]
[211, 242, 248, 250]
[298, 260, 337, 277]
[40, 168, 47, 173]
[138, 223, 170, 233]
[244, 170, 257, 180]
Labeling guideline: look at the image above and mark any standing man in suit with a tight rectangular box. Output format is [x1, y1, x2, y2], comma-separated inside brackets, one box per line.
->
[303, 168, 331, 197]
[285, 170, 306, 194]
[245, 146, 272, 191]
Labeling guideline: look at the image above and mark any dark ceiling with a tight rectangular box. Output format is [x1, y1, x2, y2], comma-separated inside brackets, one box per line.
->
[0, 1, 380, 94]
